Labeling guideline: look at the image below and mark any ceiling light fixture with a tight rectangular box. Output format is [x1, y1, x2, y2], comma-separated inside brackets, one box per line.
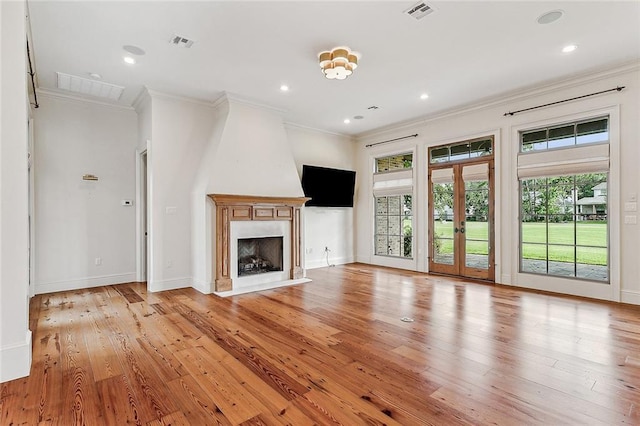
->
[562, 44, 577, 53]
[318, 46, 360, 80]
[420, 93, 429, 100]
[123, 56, 136, 65]
[280, 85, 289, 92]
[344, 118, 351, 124]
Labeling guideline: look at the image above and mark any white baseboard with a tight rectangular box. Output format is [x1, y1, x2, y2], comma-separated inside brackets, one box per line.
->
[35, 273, 137, 294]
[621, 290, 640, 305]
[192, 279, 212, 294]
[1, 331, 32, 383]
[499, 274, 512, 285]
[305, 256, 354, 270]
[355, 255, 371, 264]
[148, 276, 191, 293]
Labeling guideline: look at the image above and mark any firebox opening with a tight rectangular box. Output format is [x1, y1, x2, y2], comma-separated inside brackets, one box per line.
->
[237, 236, 284, 277]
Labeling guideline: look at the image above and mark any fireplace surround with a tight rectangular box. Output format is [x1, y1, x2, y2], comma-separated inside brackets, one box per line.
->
[208, 194, 309, 292]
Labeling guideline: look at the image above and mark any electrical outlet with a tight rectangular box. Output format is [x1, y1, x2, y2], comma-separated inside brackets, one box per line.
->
[306, 247, 312, 254]
[95, 257, 102, 266]
[166, 260, 173, 268]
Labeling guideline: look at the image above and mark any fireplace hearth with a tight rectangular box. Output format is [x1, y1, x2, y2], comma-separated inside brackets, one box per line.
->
[238, 236, 283, 277]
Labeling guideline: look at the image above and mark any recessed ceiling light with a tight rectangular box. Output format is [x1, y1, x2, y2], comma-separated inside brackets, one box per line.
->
[420, 93, 429, 100]
[123, 56, 136, 65]
[89, 73, 102, 80]
[123, 45, 146, 56]
[562, 44, 577, 53]
[280, 85, 289, 92]
[537, 10, 564, 25]
[344, 118, 351, 124]
[354, 115, 364, 120]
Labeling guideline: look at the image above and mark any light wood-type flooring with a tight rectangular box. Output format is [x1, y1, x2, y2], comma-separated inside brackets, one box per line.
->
[2, 263, 640, 425]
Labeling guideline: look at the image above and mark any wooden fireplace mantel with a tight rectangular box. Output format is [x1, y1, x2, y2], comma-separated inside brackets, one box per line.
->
[208, 194, 310, 292]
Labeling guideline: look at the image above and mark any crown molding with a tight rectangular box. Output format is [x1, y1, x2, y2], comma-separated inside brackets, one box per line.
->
[356, 60, 640, 143]
[144, 87, 216, 108]
[36, 89, 135, 111]
[213, 91, 288, 115]
[283, 121, 352, 139]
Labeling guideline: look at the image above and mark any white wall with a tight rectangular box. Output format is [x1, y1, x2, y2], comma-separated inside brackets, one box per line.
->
[190, 96, 308, 293]
[286, 124, 356, 269]
[0, 0, 32, 383]
[144, 93, 356, 293]
[355, 63, 640, 304]
[33, 94, 138, 293]
[134, 91, 151, 282]
[148, 92, 215, 292]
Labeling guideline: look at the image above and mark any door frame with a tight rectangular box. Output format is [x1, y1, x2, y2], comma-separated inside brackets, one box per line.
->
[136, 143, 149, 283]
[428, 147, 495, 281]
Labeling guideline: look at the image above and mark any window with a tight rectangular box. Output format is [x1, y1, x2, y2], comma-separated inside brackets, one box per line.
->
[430, 138, 492, 164]
[375, 195, 413, 258]
[520, 174, 608, 282]
[518, 116, 609, 283]
[376, 153, 413, 172]
[521, 117, 608, 152]
[373, 152, 413, 259]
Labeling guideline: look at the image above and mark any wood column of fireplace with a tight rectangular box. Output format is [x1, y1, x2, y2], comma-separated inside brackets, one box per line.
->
[208, 194, 309, 292]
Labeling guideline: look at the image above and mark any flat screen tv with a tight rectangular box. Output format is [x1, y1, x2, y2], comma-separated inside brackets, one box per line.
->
[301, 165, 356, 207]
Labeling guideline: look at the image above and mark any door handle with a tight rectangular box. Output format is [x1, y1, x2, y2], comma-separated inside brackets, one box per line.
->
[460, 227, 465, 234]
[454, 227, 459, 233]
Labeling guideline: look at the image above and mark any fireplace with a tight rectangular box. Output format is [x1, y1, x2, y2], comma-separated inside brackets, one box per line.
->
[238, 236, 283, 277]
[209, 194, 309, 292]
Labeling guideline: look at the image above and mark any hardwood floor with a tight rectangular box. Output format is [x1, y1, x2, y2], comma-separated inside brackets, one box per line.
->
[2, 263, 640, 425]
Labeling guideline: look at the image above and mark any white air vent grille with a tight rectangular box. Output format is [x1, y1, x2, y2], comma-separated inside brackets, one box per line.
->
[56, 72, 124, 100]
[404, 2, 434, 20]
[170, 34, 195, 48]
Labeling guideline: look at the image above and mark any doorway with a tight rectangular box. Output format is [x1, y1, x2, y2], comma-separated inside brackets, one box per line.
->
[137, 149, 148, 282]
[428, 137, 494, 281]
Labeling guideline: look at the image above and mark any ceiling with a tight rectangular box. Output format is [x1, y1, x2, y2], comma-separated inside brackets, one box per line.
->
[27, 1, 640, 136]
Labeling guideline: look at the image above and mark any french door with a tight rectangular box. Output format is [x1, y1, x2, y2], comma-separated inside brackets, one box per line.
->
[428, 158, 494, 280]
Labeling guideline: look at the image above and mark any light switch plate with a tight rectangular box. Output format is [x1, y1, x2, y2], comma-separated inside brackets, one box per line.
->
[625, 202, 637, 212]
[624, 215, 637, 225]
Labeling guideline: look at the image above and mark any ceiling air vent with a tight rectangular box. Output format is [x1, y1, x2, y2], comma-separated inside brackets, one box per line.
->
[169, 34, 195, 48]
[56, 72, 124, 101]
[404, 2, 434, 20]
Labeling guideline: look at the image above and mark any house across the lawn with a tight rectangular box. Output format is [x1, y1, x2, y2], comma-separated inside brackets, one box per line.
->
[577, 182, 607, 220]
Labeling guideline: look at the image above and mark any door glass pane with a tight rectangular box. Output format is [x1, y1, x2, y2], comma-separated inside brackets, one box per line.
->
[432, 182, 454, 265]
[464, 174, 489, 271]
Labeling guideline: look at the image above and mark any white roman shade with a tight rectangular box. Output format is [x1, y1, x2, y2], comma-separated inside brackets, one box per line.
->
[373, 169, 413, 196]
[462, 163, 489, 182]
[430, 167, 453, 184]
[517, 143, 609, 179]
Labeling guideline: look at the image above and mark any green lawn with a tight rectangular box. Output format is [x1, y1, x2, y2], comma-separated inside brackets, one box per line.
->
[433, 221, 607, 265]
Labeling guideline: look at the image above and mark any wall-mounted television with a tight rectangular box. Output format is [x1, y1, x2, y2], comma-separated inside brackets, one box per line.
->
[301, 165, 356, 207]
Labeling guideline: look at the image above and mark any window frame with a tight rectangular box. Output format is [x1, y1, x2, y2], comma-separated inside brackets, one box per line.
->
[511, 106, 620, 302]
[371, 149, 417, 265]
